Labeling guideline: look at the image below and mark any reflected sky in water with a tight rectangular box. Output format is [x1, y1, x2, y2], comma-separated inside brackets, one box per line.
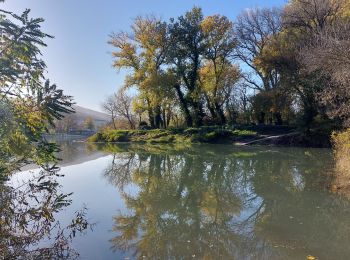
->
[16, 142, 350, 260]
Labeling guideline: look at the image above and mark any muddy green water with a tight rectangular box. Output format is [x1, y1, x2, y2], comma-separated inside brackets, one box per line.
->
[17, 142, 350, 259]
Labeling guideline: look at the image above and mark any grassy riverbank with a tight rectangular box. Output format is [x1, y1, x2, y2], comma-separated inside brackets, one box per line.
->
[88, 127, 258, 144]
[88, 125, 334, 147]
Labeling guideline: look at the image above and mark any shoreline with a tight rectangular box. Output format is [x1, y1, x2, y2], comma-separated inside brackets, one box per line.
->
[87, 127, 332, 148]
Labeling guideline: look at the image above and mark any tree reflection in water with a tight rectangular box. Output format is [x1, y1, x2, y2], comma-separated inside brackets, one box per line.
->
[0, 165, 92, 259]
[102, 143, 350, 259]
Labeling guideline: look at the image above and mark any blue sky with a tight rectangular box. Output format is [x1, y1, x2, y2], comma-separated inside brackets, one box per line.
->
[2, 0, 287, 111]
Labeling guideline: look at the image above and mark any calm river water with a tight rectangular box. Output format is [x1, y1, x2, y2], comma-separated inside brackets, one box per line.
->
[15, 141, 350, 259]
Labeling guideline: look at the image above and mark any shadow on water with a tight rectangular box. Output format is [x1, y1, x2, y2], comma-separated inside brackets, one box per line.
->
[95, 143, 350, 260]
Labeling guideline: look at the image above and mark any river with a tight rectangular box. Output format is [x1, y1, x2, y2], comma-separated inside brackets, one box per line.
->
[12, 141, 350, 260]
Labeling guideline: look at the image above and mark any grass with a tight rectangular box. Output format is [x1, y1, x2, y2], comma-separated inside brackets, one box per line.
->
[88, 127, 257, 144]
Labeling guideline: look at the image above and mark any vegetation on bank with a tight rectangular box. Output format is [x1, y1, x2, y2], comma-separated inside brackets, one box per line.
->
[103, 1, 350, 136]
[331, 130, 350, 193]
[88, 124, 335, 147]
[88, 127, 257, 144]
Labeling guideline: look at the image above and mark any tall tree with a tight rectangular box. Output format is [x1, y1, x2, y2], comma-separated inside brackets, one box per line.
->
[109, 16, 172, 128]
[83, 116, 95, 131]
[114, 88, 136, 129]
[167, 7, 206, 127]
[102, 95, 118, 129]
[280, 0, 347, 126]
[235, 7, 282, 91]
[298, 4, 350, 127]
[200, 14, 239, 124]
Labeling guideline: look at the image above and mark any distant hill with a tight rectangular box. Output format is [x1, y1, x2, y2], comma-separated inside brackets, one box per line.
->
[53, 105, 110, 133]
[73, 105, 109, 123]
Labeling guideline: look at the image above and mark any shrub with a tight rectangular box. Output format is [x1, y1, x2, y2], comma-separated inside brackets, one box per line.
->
[87, 132, 102, 142]
[149, 135, 175, 143]
[102, 130, 129, 142]
[184, 128, 200, 135]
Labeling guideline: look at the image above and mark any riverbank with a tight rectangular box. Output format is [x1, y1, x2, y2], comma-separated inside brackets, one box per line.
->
[88, 126, 332, 148]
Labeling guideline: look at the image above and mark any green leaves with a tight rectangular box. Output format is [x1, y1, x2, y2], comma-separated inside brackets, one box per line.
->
[0, 8, 74, 174]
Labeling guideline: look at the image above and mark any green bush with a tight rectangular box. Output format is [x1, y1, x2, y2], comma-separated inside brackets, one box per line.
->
[184, 128, 200, 135]
[87, 132, 102, 142]
[102, 130, 129, 142]
[88, 127, 257, 144]
[149, 135, 175, 143]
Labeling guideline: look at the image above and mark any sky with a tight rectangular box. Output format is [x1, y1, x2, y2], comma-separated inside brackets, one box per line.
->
[2, 0, 287, 111]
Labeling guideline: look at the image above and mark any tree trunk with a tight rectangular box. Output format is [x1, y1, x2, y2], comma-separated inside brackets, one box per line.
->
[174, 84, 193, 127]
[146, 99, 155, 128]
[154, 106, 163, 129]
[111, 112, 117, 129]
[214, 102, 226, 125]
[205, 94, 217, 121]
[162, 109, 167, 128]
[166, 108, 171, 128]
[192, 100, 203, 127]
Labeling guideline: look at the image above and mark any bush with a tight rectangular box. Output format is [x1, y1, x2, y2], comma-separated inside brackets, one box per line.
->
[87, 132, 102, 142]
[184, 128, 200, 135]
[88, 127, 257, 144]
[149, 135, 175, 143]
[102, 130, 129, 142]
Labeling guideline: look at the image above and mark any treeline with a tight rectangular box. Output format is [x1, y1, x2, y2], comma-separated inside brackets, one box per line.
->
[104, 0, 350, 130]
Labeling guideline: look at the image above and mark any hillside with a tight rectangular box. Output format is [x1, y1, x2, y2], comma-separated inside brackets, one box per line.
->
[54, 105, 110, 133]
[73, 105, 109, 123]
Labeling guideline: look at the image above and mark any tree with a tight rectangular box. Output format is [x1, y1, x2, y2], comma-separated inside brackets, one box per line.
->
[279, 0, 349, 126]
[241, 0, 349, 127]
[167, 7, 206, 126]
[102, 95, 118, 129]
[83, 116, 95, 131]
[235, 7, 282, 91]
[109, 16, 172, 128]
[283, 0, 343, 31]
[114, 88, 136, 129]
[0, 5, 92, 258]
[234, 7, 295, 125]
[200, 14, 239, 124]
[0, 8, 74, 173]
[55, 114, 79, 133]
[109, 8, 240, 128]
[299, 13, 350, 126]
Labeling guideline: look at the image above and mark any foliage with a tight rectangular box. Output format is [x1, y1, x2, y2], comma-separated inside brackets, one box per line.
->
[109, 8, 242, 128]
[101, 89, 136, 129]
[0, 8, 74, 174]
[55, 114, 79, 133]
[88, 127, 257, 144]
[83, 116, 95, 131]
[0, 5, 92, 256]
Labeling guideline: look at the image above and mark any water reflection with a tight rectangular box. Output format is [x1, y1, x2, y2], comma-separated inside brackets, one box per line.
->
[100, 143, 349, 259]
[1, 165, 92, 259]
